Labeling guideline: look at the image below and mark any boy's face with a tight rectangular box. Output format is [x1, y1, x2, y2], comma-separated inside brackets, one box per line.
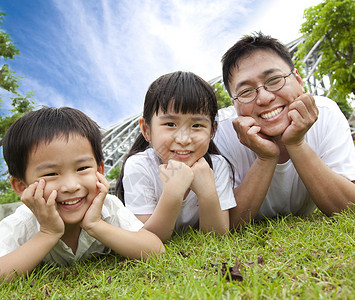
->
[21, 134, 103, 225]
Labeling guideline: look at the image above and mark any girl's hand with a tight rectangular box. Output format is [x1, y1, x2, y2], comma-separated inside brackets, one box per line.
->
[81, 172, 109, 233]
[159, 160, 193, 199]
[21, 179, 64, 238]
[190, 157, 215, 198]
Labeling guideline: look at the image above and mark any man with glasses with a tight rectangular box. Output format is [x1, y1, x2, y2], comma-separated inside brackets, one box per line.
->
[214, 32, 355, 228]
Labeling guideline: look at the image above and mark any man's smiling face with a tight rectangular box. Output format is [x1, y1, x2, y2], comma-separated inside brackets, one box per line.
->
[230, 49, 305, 137]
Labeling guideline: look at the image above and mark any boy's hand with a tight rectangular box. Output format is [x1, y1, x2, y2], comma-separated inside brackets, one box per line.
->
[81, 172, 109, 233]
[190, 157, 215, 198]
[159, 160, 194, 199]
[21, 179, 64, 238]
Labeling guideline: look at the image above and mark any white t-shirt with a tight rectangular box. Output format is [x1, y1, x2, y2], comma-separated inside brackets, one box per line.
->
[123, 148, 236, 232]
[214, 96, 355, 219]
[0, 194, 143, 266]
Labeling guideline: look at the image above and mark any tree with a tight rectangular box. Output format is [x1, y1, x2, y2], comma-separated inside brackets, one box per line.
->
[214, 82, 232, 109]
[107, 166, 121, 180]
[1, 11, 35, 203]
[296, 0, 354, 118]
[0, 180, 19, 204]
[0, 11, 35, 147]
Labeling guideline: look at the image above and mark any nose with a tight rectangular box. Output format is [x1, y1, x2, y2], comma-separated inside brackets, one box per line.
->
[255, 86, 276, 106]
[59, 175, 81, 194]
[175, 128, 192, 145]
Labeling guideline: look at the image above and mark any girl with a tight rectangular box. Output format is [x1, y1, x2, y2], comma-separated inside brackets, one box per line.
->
[116, 71, 236, 242]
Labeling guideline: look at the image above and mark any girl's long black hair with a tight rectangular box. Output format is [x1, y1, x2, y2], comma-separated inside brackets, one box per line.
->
[116, 71, 232, 203]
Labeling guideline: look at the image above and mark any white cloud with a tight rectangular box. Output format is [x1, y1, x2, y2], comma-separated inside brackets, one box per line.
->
[240, 0, 323, 44]
[27, 0, 322, 128]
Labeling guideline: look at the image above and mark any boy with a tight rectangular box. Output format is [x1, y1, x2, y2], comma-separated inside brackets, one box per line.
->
[0, 107, 164, 280]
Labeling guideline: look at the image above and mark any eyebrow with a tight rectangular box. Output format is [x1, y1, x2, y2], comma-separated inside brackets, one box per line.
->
[234, 68, 284, 92]
[158, 114, 210, 123]
[35, 156, 95, 171]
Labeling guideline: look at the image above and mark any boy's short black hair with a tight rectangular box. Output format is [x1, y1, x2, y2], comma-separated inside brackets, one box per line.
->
[222, 32, 294, 96]
[2, 106, 103, 181]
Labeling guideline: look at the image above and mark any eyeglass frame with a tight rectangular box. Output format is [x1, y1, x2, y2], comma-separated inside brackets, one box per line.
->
[232, 70, 294, 104]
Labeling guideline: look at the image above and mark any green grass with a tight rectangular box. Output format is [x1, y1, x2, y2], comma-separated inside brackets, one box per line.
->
[1, 209, 354, 299]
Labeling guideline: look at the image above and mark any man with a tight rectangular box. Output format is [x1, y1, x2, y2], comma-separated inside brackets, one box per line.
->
[214, 32, 355, 228]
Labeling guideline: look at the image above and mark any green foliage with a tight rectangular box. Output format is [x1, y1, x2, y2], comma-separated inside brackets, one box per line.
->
[296, 0, 354, 118]
[106, 166, 121, 180]
[0, 13, 19, 60]
[0, 93, 35, 145]
[214, 82, 232, 109]
[0, 178, 20, 204]
[0, 11, 35, 147]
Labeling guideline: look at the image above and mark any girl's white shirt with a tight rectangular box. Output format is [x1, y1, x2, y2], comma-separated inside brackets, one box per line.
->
[123, 148, 236, 232]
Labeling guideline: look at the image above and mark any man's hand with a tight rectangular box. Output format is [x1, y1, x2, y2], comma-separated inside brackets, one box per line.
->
[233, 116, 280, 161]
[21, 179, 64, 239]
[282, 93, 318, 146]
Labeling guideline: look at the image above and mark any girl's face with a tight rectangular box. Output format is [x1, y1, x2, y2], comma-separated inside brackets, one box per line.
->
[140, 108, 213, 166]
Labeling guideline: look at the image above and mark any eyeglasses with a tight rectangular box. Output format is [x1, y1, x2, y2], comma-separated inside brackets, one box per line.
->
[232, 71, 294, 104]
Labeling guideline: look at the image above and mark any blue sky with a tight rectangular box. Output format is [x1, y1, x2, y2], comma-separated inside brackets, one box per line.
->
[1, 0, 322, 129]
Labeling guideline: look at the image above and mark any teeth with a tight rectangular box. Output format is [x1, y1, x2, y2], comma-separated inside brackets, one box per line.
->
[260, 107, 283, 119]
[175, 151, 190, 155]
[61, 198, 82, 205]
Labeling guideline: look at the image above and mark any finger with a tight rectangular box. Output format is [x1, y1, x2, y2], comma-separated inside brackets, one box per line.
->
[46, 190, 58, 206]
[293, 94, 317, 114]
[233, 116, 256, 126]
[301, 94, 318, 119]
[34, 179, 46, 202]
[247, 125, 261, 135]
[21, 182, 38, 205]
[288, 109, 303, 125]
[289, 98, 317, 125]
[96, 180, 108, 194]
[96, 172, 110, 190]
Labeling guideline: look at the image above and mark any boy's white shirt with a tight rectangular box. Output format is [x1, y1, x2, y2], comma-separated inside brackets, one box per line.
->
[0, 194, 143, 266]
[123, 148, 236, 232]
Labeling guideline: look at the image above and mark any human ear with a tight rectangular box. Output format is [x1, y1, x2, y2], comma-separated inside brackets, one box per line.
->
[139, 118, 151, 142]
[97, 161, 105, 175]
[293, 68, 305, 92]
[211, 121, 217, 138]
[10, 177, 27, 196]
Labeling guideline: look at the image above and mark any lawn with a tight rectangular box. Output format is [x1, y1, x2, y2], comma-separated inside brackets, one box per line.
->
[0, 209, 354, 299]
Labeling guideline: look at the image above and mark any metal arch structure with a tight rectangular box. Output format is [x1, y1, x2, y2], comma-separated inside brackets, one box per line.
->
[102, 37, 354, 182]
[102, 113, 141, 177]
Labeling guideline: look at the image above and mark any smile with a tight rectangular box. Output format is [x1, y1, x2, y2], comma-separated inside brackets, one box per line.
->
[174, 150, 191, 155]
[260, 107, 283, 120]
[60, 198, 83, 205]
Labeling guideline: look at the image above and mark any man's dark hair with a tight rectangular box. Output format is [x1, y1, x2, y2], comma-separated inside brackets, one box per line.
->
[222, 32, 294, 96]
[2, 106, 103, 181]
